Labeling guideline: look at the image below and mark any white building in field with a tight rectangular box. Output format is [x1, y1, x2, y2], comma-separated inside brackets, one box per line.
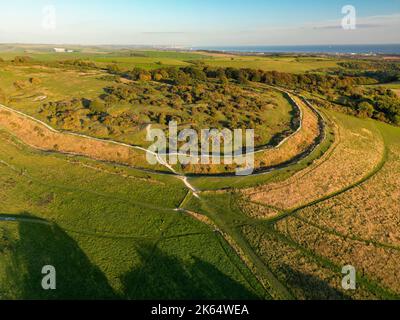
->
[54, 48, 74, 53]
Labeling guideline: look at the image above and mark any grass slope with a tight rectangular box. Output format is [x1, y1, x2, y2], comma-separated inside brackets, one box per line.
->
[0, 129, 267, 299]
[183, 112, 400, 300]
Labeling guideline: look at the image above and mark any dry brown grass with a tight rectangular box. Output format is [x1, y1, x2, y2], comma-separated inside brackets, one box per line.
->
[244, 114, 385, 211]
[237, 199, 280, 219]
[254, 96, 321, 168]
[295, 144, 400, 247]
[0, 108, 165, 172]
[182, 209, 218, 230]
[241, 225, 377, 299]
[276, 216, 400, 295]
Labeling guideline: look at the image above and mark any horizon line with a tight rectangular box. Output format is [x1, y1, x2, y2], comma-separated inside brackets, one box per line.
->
[1, 42, 400, 48]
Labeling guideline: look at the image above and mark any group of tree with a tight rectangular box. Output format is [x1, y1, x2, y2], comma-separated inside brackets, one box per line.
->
[103, 62, 400, 126]
[58, 59, 97, 70]
[333, 61, 400, 83]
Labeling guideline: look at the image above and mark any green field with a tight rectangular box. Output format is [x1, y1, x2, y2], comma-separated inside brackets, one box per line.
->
[0, 47, 210, 70]
[202, 56, 342, 73]
[0, 45, 343, 73]
[0, 129, 268, 299]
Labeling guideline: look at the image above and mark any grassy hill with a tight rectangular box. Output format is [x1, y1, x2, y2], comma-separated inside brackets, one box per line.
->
[1, 48, 399, 300]
[183, 111, 400, 300]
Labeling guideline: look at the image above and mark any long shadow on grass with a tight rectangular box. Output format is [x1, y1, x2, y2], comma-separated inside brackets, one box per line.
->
[281, 265, 350, 300]
[1, 213, 117, 300]
[120, 244, 259, 300]
[1, 213, 259, 300]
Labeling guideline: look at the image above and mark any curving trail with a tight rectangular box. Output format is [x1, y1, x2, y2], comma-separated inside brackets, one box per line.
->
[0, 86, 326, 203]
[0, 87, 325, 181]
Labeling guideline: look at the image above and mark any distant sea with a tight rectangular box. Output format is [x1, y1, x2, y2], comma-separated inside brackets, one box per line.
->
[193, 44, 400, 55]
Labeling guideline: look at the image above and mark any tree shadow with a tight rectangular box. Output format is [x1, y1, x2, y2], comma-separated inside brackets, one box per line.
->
[120, 243, 260, 300]
[280, 265, 351, 300]
[1, 213, 261, 300]
[1, 212, 117, 300]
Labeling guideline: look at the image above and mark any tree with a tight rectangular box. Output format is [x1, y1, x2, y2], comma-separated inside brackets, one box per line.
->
[394, 115, 400, 126]
[138, 71, 152, 81]
[89, 98, 107, 113]
[182, 67, 207, 81]
[357, 101, 374, 118]
[128, 68, 152, 81]
[173, 71, 191, 86]
[237, 71, 249, 85]
[350, 87, 364, 100]
[216, 69, 229, 85]
[107, 64, 121, 75]
[152, 72, 163, 81]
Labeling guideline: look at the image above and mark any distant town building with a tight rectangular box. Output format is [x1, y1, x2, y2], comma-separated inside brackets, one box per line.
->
[53, 48, 74, 53]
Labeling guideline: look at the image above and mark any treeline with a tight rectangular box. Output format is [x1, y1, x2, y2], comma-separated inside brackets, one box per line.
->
[334, 61, 400, 83]
[108, 63, 378, 93]
[58, 59, 97, 69]
[105, 63, 400, 125]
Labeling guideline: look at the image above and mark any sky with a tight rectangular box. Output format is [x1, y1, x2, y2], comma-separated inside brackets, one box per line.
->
[0, 0, 399, 46]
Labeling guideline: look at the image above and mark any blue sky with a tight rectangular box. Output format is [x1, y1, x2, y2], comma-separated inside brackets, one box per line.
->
[0, 0, 399, 45]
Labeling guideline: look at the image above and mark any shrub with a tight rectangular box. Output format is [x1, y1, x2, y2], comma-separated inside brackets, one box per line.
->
[152, 73, 163, 81]
[13, 80, 30, 90]
[89, 98, 107, 113]
[173, 71, 191, 85]
[13, 56, 32, 64]
[357, 101, 374, 118]
[29, 77, 42, 85]
[106, 64, 121, 75]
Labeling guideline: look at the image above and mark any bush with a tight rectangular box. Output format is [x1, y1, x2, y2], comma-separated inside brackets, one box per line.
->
[60, 59, 97, 69]
[89, 98, 107, 113]
[182, 67, 207, 81]
[13, 80, 30, 90]
[139, 71, 152, 82]
[107, 64, 121, 75]
[173, 71, 191, 85]
[29, 77, 42, 85]
[152, 73, 163, 81]
[357, 101, 374, 118]
[13, 56, 32, 64]
[127, 68, 152, 81]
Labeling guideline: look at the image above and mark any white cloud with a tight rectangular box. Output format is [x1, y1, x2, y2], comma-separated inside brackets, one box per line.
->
[306, 13, 400, 30]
